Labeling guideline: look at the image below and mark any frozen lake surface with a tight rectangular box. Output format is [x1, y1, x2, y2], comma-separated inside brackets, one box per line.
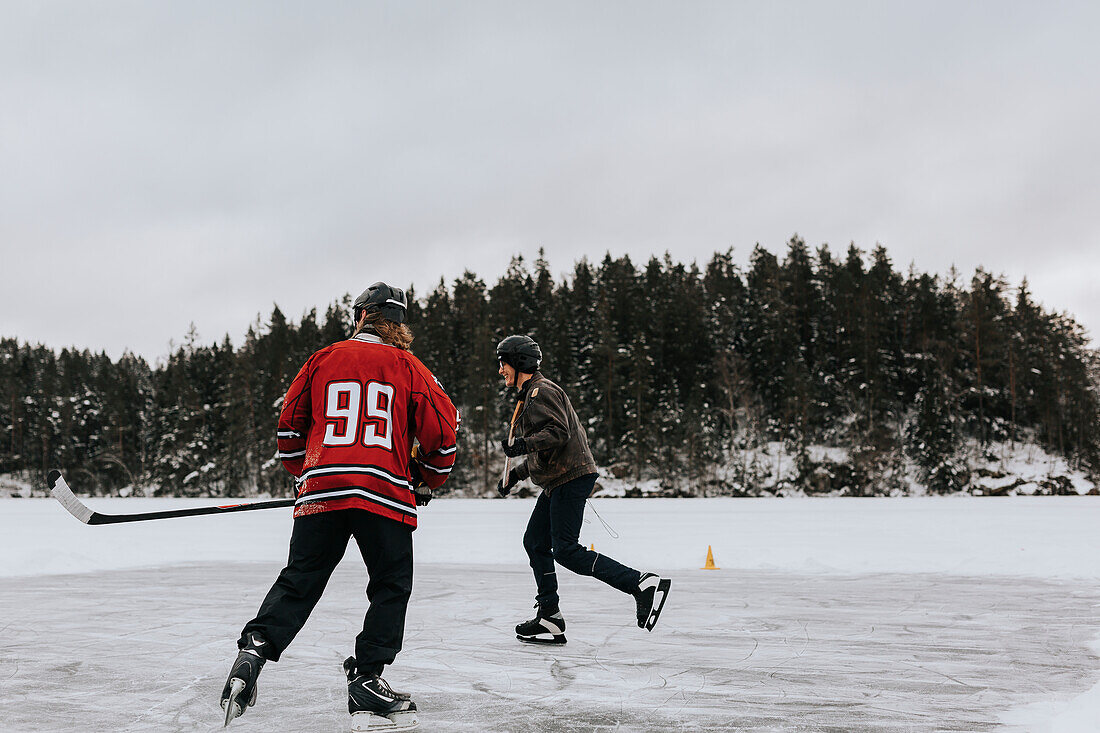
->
[1, 496, 1099, 731]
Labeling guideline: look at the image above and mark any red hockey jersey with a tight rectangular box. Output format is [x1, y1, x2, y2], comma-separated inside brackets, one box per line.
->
[276, 332, 458, 528]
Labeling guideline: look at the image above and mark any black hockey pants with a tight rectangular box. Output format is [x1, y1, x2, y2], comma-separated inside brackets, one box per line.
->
[523, 473, 642, 611]
[240, 508, 413, 676]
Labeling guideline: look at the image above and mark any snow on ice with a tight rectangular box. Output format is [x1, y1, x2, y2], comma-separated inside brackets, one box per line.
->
[1, 496, 1099, 731]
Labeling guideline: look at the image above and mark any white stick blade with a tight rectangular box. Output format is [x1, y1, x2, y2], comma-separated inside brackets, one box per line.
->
[47, 470, 95, 524]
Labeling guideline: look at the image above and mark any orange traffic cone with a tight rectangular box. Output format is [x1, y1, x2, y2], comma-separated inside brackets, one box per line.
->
[589, 543, 595, 551]
[701, 545, 720, 570]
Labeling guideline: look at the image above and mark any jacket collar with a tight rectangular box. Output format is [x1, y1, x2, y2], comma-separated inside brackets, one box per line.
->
[517, 371, 543, 399]
[352, 332, 384, 345]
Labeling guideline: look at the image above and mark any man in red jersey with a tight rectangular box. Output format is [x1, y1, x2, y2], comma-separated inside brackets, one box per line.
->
[221, 282, 458, 731]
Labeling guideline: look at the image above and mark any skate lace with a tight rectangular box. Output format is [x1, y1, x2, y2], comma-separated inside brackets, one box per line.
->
[527, 602, 561, 623]
[586, 499, 620, 539]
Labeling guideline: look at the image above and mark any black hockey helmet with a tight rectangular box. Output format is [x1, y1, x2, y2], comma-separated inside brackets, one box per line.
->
[353, 282, 407, 324]
[496, 335, 542, 373]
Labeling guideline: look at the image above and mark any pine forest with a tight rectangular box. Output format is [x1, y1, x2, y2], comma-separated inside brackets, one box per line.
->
[2, 239, 1098, 499]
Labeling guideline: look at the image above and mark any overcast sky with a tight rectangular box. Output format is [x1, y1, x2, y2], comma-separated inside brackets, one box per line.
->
[2, 1, 1098, 362]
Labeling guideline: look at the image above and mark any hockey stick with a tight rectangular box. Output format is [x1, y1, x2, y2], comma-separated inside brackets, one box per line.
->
[47, 470, 295, 525]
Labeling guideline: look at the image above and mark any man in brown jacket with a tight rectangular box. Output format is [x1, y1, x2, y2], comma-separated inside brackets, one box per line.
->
[495, 335, 671, 644]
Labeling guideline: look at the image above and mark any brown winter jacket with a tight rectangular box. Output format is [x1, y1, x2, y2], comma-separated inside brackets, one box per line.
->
[510, 372, 598, 492]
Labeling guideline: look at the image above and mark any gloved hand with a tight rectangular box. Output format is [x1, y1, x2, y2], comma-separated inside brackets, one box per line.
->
[497, 468, 520, 497]
[414, 486, 433, 506]
[409, 460, 427, 490]
[501, 437, 528, 458]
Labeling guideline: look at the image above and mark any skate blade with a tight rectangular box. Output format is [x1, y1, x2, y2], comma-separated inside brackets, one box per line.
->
[350, 709, 419, 731]
[221, 678, 246, 727]
[644, 578, 671, 631]
[517, 633, 567, 645]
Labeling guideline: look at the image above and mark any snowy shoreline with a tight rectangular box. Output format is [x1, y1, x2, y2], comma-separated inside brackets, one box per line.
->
[3, 495, 1099, 580]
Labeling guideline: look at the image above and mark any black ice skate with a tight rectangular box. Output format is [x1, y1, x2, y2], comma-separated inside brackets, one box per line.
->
[634, 573, 671, 631]
[344, 657, 419, 732]
[220, 632, 267, 727]
[515, 604, 567, 645]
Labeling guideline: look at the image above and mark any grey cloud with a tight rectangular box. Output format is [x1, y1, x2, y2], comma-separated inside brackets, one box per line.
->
[1, 0, 1098, 358]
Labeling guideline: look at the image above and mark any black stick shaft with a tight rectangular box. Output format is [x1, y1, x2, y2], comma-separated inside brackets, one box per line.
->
[87, 498, 296, 524]
[47, 469, 295, 525]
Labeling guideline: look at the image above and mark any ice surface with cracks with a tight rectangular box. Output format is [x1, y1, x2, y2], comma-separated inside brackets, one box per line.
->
[1, 496, 1099, 732]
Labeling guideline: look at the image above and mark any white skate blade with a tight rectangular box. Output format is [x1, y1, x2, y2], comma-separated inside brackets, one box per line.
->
[517, 633, 567, 645]
[350, 709, 419, 731]
[222, 678, 246, 727]
[644, 578, 671, 631]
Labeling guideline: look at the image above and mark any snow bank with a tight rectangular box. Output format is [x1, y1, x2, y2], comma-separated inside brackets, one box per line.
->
[0, 475, 34, 498]
[591, 438, 1097, 497]
[3, 495, 1099, 580]
[969, 440, 1097, 496]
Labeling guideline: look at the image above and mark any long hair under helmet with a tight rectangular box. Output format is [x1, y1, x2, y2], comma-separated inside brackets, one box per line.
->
[353, 282, 408, 324]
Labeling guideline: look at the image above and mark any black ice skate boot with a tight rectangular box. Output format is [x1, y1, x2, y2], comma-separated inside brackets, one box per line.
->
[634, 572, 672, 631]
[220, 632, 267, 727]
[344, 657, 419, 732]
[515, 603, 567, 645]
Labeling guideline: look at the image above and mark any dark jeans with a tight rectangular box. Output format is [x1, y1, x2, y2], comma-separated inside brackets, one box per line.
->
[240, 509, 413, 675]
[523, 473, 642, 611]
